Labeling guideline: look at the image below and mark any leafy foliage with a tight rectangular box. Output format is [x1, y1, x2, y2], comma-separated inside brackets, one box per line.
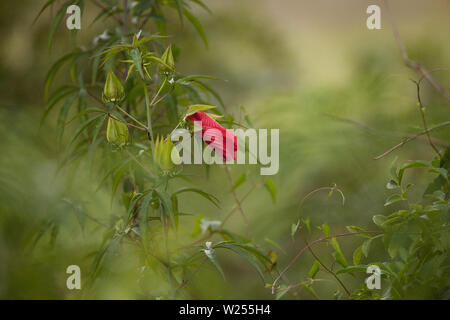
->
[273, 150, 449, 300]
[36, 0, 276, 299]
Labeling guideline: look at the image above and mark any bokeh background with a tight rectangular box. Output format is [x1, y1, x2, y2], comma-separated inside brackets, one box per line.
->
[0, 0, 449, 299]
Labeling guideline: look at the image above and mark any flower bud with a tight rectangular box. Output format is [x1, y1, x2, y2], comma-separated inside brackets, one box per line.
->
[160, 45, 174, 74]
[103, 70, 125, 103]
[153, 136, 180, 171]
[106, 117, 129, 147]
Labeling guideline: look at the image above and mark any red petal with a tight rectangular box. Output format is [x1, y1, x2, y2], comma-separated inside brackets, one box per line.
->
[187, 111, 237, 160]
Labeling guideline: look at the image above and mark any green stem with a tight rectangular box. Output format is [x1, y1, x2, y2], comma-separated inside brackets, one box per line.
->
[143, 82, 155, 147]
[116, 105, 148, 129]
[150, 77, 167, 106]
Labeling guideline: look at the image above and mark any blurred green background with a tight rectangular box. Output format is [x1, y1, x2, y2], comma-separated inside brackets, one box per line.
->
[0, 0, 449, 299]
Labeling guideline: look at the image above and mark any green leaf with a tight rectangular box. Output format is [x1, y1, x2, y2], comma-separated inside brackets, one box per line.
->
[96, 158, 132, 192]
[42, 86, 78, 125]
[387, 233, 411, 259]
[61, 198, 86, 232]
[336, 265, 368, 275]
[130, 48, 145, 79]
[172, 187, 220, 208]
[304, 218, 311, 233]
[275, 286, 290, 300]
[174, 0, 184, 24]
[111, 164, 128, 205]
[330, 237, 348, 267]
[353, 245, 363, 265]
[386, 180, 399, 190]
[372, 215, 387, 226]
[384, 194, 404, 206]
[190, 80, 225, 108]
[33, 0, 57, 24]
[265, 178, 276, 204]
[66, 108, 106, 126]
[291, 220, 300, 240]
[190, 0, 212, 13]
[134, 35, 167, 47]
[205, 249, 225, 280]
[186, 104, 216, 116]
[219, 230, 250, 243]
[183, 8, 208, 48]
[302, 284, 318, 299]
[44, 52, 77, 99]
[68, 114, 104, 147]
[178, 75, 220, 82]
[215, 243, 266, 282]
[231, 173, 246, 191]
[398, 160, 432, 185]
[91, 115, 107, 146]
[139, 194, 152, 246]
[264, 237, 286, 254]
[390, 157, 399, 182]
[308, 260, 320, 279]
[362, 238, 373, 257]
[48, 1, 73, 50]
[89, 236, 122, 282]
[155, 188, 175, 229]
[56, 93, 77, 142]
[345, 225, 372, 238]
[321, 223, 330, 238]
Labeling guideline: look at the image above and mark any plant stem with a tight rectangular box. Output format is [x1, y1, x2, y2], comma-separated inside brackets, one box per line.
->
[414, 80, 442, 159]
[302, 236, 351, 296]
[224, 166, 249, 228]
[383, 0, 450, 100]
[143, 82, 155, 146]
[271, 231, 382, 294]
[125, 149, 155, 178]
[150, 77, 168, 106]
[374, 121, 450, 160]
[116, 105, 148, 129]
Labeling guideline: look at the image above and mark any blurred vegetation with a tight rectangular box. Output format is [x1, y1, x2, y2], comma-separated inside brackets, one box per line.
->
[0, 0, 448, 299]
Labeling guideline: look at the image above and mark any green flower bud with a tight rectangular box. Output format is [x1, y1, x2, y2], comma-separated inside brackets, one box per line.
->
[153, 136, 180, 171]
[160, 45, 174, 74]
[103, 70, 125, 103]
[106, 117, 129, 147]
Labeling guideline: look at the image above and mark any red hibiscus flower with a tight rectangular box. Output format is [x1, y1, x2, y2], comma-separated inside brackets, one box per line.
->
[187, 111, 237, 160]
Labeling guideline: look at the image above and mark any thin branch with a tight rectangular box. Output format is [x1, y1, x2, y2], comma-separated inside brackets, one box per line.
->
[284, 278, 335, 291]
[91, 0, 124, 26]
[116, 105, 148, 130]
[221, 184, 257, 226]
[373, 120, 450, 160]
[125, 149, 155, 178]
[175, 257, 207, 295]
[150, 77, 168, 106]
[180, 184, 259, 251]
[303, 236, 351, 296]
[81, 211, 109, 228]
[108, 113, 146, 131]
[271, 231, 382, 294]
[324, 112, 449, 148]
[383, 0, 450, 100]
[413, 80, 442, 159]
[139, 9, 153, 30]
[151, 87, 175, 109]
[298, 185, 344, 212]
[224, 166, 249, 228]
